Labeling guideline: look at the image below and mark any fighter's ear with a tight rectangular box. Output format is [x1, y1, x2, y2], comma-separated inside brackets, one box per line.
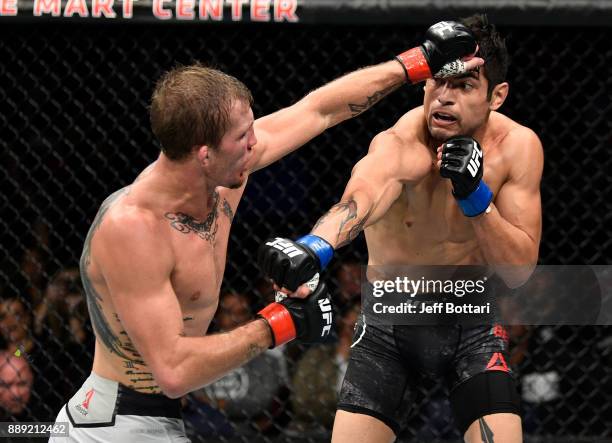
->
[489, 82, 509, 111]
[197, 145, 210, 165]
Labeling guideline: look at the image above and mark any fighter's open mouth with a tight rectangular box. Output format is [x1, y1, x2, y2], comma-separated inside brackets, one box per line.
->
[433, 112, 457, 122]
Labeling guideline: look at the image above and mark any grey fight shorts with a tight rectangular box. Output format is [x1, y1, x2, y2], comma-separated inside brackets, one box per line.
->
[49, 372, 189, 442]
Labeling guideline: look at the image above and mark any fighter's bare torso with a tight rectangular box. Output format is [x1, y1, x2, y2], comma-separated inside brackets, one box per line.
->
[81, 163, 244, 393]
[365, 106, 531, 268]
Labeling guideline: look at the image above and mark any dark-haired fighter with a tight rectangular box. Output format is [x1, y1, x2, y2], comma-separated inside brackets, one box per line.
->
[49, 22, 482, 443]
[259, 16, 542, 443]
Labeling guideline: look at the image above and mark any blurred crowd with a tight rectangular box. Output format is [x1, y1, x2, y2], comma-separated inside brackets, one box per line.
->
[1, 242, 611, 442]
[0, 243, 94, 422]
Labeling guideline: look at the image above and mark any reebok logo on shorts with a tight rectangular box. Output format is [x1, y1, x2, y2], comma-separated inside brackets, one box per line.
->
[486, 352, 509, 372]
[74, 387, 96, 416]
[82, 388, 95, 409]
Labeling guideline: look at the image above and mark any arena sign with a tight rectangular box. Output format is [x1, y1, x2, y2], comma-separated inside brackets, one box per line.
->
[2, 0, 611, 24]
[0, 0, 299, 21]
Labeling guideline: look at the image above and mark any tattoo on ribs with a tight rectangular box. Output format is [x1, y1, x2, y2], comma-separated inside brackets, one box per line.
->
[348, 83, 402, 117]
[478, 417, 495, 443]
[80, 188, 133, 361]
[80, 187, 162, 393]
[165, 191, 220, 242]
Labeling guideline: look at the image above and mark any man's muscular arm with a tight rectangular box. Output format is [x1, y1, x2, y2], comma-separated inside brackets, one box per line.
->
[257, 131, 431, 296]
[250, 62, 406, 172]
[251, 22, 483, 171]
[312, 132, 414, 248]
[471, 129, 543, 287]
[96, 211, 273, 399]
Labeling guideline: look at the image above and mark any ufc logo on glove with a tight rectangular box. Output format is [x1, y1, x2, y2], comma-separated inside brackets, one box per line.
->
[467, 141, 483, 178]
[266, 237, 305, 258]
[319, 298, 333, 337]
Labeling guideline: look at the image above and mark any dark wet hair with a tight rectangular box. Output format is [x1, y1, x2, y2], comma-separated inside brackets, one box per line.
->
[461, 14, 510, 98]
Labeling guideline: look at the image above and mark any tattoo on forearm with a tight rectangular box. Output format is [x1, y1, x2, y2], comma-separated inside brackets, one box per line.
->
[247, 343, 266, 360]
[342, 207, 372, 248]
[335, 200, 358, 241]
[478, 417, 495, 443]
[222, 198, 234, 222]
[312, 212, 329, 231]
[348, 83, 402, 117]
[321, 199, 372, 248]
[165, 191, 220, 242]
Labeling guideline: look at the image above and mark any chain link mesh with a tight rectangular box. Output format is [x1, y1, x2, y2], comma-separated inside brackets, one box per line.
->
[1, 22, 611, 442]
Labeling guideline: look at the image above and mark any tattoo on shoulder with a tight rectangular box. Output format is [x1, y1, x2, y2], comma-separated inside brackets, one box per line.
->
[165, 191, 220, 242]
[478, 417, 495, 443]
[221, 198, 234, 222]
[348, 83, 402, 117]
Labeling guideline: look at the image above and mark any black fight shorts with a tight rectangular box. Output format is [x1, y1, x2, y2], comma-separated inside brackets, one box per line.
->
[337, 314, 521, 435]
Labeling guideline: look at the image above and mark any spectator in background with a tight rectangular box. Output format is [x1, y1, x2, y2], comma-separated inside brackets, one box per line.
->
[253, 277, 275, 307]
[0, 351, 34, 420]
[0, 298, 34, 355]
[287, 300, 360, 437]
[33, 267, 89, 345]
[31, 267, 93, 421]
[184, 292, 289, 442]
[13, 246, 47, 307]
[333, 261, 362, 308]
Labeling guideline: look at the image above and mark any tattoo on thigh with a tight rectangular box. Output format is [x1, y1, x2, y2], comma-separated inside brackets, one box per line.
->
[478, 417, 495, 443]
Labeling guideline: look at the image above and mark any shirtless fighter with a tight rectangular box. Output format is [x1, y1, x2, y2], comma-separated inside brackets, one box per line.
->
[259, 16, 543, 443]
[49, 21, 483, 442]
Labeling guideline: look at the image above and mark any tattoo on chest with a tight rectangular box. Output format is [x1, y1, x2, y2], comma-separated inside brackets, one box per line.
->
[165, 191, 220, 242]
